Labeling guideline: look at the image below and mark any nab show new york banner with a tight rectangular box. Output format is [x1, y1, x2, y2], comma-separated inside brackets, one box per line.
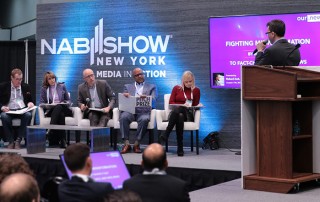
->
[36, 0, 227, 141]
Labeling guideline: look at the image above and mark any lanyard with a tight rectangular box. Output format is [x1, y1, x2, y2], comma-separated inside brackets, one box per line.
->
[14, 88, 22, 99]
[135, 82, 144, 96]
[89, 84, 96, 108]
[183, 88, 193, 101]
[46, 83, 57, 104]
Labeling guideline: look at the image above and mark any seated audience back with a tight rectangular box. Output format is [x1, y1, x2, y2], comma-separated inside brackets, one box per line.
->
[123, 143, 190, 202]
[58, 143, 114, 202]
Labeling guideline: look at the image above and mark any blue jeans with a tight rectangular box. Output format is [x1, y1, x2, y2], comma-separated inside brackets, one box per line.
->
[0, 111, 32, 143]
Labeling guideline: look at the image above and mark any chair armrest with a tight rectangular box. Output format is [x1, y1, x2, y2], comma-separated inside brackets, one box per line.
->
[156, 110, 166, 127]
[112, 108, 119, 122]
[30, 108, 36, 126]
[38, 106, 45, 125]
[149, 109, 156, 128]
[73, 107, 82, 125]
[194, 110, 201, 128]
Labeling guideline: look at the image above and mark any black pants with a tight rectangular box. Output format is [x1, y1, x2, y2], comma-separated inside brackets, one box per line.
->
[46, 105, 73, 145]
[164, 106, 194, 151]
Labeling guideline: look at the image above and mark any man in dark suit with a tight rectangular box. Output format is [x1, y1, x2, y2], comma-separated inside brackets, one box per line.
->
[58, 143, 114, 202]
[0, 68, 35, 149]
[123, 143, 190, 202]
[77, 68, 115, 127]
[254, 19, 301, 66]
[120, 67, 157, 154]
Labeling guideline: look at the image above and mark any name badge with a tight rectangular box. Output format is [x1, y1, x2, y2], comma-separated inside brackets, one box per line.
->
[185, 99, 192, 107]
[16, 99, 26, 108]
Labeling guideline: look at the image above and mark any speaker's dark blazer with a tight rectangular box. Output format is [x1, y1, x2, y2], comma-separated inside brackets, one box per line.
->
[0, 82, 33, 109]
[255, 38, 301, 66]
[123, 174, 190, 202]
[58, 176, 114, 202]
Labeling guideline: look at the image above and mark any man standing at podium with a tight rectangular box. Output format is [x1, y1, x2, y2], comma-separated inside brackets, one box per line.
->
[254, 19, 301, 66]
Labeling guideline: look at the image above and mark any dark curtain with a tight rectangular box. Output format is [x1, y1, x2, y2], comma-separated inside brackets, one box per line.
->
[0, 40, 36, 101]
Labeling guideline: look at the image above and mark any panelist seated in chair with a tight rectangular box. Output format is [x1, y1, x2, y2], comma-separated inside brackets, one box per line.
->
[159, 71, 201, 156]
[78, 68, 115, 127]
[0, 68, 35, 150]
[40, 71, 73, 148]
[120, 67, 157, 154]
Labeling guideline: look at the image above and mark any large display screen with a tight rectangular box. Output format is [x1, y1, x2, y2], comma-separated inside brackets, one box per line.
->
[209, 12, 320, 89]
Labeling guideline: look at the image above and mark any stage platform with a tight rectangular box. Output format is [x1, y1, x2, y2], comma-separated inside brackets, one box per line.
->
[0, 145, 241, 195]
[190, 178, 320, 202]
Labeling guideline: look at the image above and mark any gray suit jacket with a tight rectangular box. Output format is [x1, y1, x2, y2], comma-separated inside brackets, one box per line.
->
[123, 82, 157, 108]
[77, 80, 115, 109]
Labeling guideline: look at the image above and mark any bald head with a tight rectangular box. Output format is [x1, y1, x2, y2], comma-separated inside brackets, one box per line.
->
[142, 143, 167, 171]
[83, 68, 95, 87]
[132, 67, 145, 84]
[0, 173, 40, 202]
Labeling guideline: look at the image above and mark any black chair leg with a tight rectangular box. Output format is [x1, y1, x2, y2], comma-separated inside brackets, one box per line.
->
[165, 138, 168, 152]
[149, 129, 154, 144]
[110, 128, 113, 147]
[196, 130, 199, 155]
[113, 129, 118, 151]
[86, 131, 90, 145]
[67, 131, 70, 145]
[75, 131, 80, 143]
[191, 131, 194, 152]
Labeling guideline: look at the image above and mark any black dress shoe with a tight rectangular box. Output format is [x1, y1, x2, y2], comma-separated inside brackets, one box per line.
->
[158, 135, 167, 145]
[59, 139, 67, 148]
[177, 150, 184, 157]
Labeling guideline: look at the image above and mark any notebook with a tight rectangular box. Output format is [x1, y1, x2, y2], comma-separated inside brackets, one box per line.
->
[59, 150, 130, 189]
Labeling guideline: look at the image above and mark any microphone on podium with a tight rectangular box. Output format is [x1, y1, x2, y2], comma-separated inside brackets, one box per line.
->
[253, 40, 268, 55]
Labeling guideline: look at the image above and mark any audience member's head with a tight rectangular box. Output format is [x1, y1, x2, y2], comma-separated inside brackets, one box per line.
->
[0, 173, 40, 202]
[104, 189, 142, 202]
[0, 154, 34, 183]
[63, 143, 92, 175]
[142, 143, 167, 172]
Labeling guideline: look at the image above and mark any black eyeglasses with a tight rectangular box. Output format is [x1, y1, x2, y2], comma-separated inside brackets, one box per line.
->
[265, 31, 272, 35]
[84, 74, 94, 79]
[134, 73, 144, 77]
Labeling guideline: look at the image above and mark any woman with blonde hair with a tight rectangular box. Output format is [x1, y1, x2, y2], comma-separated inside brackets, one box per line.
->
[159, 71, 201, 156]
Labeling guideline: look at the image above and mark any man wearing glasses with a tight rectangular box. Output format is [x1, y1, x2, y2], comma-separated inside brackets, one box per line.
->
[0, 68, 35, 149]
[120, 67, 157, 154]
[254, 19, 301, 66]
[77, 68, 115, 127]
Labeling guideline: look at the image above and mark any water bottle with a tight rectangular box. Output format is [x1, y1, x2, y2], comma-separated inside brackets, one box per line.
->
[0, 139, 4, 148]
[293, 120, 301, 136]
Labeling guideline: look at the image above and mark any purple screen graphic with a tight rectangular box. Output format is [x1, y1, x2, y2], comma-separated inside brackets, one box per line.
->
[60, 151, 130, 189]
[209, 12, 320, 89]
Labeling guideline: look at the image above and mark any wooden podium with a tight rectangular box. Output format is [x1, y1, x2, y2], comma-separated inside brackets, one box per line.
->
[241, 65, 320, 193]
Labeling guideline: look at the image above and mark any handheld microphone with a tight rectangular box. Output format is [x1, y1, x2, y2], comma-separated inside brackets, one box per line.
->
[283, 44, 301, 66]
[85, 98, 90, 107]
[253, 40, 268, 55]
